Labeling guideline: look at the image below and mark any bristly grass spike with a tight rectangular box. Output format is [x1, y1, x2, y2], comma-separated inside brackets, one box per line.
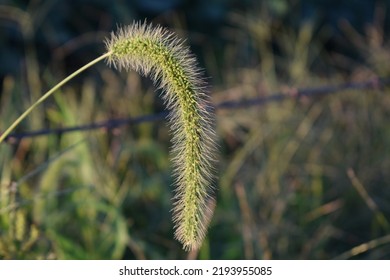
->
[0, 21, 217, 251]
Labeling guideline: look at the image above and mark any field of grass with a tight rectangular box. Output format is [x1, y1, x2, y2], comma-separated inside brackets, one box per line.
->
[1, 1, 390, 259]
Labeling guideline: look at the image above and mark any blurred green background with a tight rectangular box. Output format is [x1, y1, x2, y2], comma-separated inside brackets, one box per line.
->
[1, 0, 390, 259]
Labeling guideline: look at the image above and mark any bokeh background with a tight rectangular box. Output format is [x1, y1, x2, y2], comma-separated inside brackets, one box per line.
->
[1, 0, 390, 259]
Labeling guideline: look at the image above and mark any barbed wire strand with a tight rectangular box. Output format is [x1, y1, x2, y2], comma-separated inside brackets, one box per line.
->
[2, 77, 389, 142]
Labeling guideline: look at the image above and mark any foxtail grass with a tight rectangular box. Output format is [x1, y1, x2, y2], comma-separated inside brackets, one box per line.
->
[0, 22, 216, 251]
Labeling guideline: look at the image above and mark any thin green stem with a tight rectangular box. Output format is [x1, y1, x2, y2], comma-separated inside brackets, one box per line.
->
[0, 52, 112, 144]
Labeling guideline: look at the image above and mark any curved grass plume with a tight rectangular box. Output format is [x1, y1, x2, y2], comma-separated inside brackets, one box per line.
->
[0, 22, 216, 251]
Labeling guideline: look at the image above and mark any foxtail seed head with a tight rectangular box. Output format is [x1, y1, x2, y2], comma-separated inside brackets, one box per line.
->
[105, 22, 217, 251]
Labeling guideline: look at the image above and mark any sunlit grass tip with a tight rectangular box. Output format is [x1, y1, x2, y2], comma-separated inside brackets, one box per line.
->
[0, 21, 217, 251]
[105, 22, 217, 250]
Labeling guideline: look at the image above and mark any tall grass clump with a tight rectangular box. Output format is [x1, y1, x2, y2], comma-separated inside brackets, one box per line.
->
[0, 21, 217, 251]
